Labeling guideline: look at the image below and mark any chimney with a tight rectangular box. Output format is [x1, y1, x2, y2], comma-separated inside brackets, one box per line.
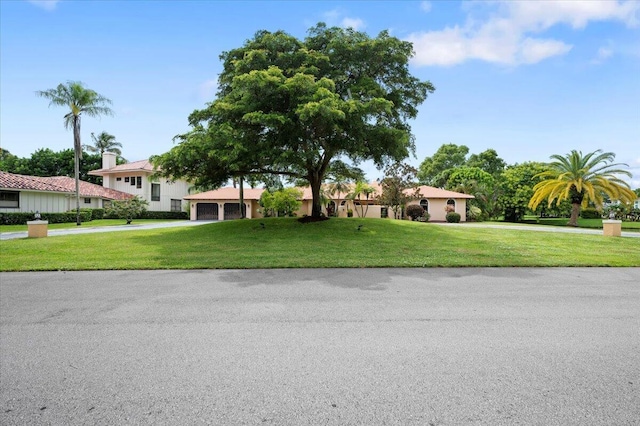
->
[102, 152, 117, 170]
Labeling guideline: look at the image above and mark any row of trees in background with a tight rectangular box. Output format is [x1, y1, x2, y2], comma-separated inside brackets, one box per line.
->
[0, 146, 125, 186]
[415, 143, 638, 223]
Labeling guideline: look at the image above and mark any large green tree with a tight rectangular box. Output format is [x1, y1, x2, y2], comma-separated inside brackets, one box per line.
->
[153, 23, 434, 218]
[417, 143, 469, 187]
[498, 162, 548, 222]
[528, 150, 636, 226]
[37, 81, 113, 225]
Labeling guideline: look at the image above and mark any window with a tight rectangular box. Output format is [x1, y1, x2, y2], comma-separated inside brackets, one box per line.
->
[381, 207, 388, 218]
[136, 176, 142, 189]
[151, 183, 160, 201]
[0, 191, 19, 208]
[171, 199, 182, 212]
[116, 177, 122, 182]
[420, 199, 429, 212]
[84, 198, 91, 204]
[124, 177, 129, 183]
[446, 199, 456, 213]
[130, 177, 135, 186]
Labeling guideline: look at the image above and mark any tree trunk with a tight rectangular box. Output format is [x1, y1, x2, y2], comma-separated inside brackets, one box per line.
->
[239, 176, 245, 219]
[310, 176, 322, 217]
[568, 203, 581, 226]
[73, 117, 81, 226]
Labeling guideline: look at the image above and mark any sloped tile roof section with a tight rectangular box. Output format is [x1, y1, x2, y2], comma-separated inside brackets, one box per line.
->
[184, 183, 473, 201]
[89, 159, 154, 176]
[0, 171, 133, 200]
[185, 187, 266, 200]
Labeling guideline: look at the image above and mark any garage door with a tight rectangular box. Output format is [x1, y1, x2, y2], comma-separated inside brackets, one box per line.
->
[223, 203, 241, 220]
[196, 203, 218, 220]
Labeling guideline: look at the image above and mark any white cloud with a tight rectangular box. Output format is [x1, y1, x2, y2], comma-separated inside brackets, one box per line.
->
[26, 0, 60, 11]
[591, 46, 614, 64]
[420, 1, 432, 13]
[408, 0, 640, 67]
[341, 17, 365, 31]
[321, 8, 365, 30]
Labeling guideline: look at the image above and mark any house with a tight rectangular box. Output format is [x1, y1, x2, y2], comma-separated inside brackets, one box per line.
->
[89, 153, 191, 212]
[0, 170, 133, 214]
[185, 182, 474, 221]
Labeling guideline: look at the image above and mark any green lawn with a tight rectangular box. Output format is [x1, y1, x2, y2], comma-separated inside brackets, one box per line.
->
[0, 219, 184, 233]
[538, 218, 640, 231]
[1, 218, 638, 271]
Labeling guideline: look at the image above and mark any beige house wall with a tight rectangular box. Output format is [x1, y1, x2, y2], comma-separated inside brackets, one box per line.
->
[189, 199, 260, 220]
[0, 190, 106, 214]
[406, 198, 467, 222]
[189, 195, 469, 222]
[102, 172, 190, 212]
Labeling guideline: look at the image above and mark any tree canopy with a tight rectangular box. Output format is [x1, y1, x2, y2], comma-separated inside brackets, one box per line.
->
[0, 148, 106, 185]
[152, 23, 434, 217]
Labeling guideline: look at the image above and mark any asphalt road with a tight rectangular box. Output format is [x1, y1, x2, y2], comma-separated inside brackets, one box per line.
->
[1, 268, 639, 425]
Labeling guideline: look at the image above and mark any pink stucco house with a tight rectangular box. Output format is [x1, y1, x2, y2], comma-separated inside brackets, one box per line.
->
[184, 182, 474, 221]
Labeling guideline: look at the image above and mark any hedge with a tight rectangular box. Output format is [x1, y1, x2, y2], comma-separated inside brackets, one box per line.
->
[0, 211, 93, 225]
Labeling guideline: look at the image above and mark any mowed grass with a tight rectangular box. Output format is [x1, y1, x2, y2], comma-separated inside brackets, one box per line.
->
[0, 219, 183, 233]
[538, 218, 640, 231]
[1, 218, 638, 271]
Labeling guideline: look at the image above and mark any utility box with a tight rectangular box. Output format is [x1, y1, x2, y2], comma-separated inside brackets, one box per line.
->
[27, 220, 49, 238]
[602, 220, 622, 237]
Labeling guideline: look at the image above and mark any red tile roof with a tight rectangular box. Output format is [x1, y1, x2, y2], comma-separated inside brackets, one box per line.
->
[0, 171, 134, 200]
[89, 159, 154, 176]
[185, 182, 473, 201]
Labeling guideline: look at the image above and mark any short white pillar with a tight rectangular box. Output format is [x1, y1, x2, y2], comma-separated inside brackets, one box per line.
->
[602, 220, 622, 237]
[27, 220, 49, 238]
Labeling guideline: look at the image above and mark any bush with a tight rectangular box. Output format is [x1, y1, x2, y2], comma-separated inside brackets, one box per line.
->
[581, 208, 601, 219]
[446, 212, 461, 223]
[105, 196, 149, 224]
[0, 211, 92, 225]
[406, 204, 426, 221]
[91, 208, 105, 220]
[140, 211, 188, 220]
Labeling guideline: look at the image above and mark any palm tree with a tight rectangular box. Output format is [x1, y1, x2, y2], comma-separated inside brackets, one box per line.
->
[528, 150, 636, 226]
[85, 131, 123, 157]
[347, 181, 376, 218]
[37, 81, 113, 225]
[327, 179, 350, 217]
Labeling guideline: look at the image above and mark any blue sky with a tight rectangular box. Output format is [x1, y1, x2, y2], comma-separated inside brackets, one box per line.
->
[1, 0, 639, 187]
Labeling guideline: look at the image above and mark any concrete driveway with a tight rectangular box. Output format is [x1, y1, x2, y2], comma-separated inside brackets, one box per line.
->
[1, 268, 639, 425]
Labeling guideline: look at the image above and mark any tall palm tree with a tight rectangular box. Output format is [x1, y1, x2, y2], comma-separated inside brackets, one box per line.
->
[37, 81, 113, 225]
[85, 131, 123, 157]
[327, 179, 350, 216]
[528, 150, 635, 226]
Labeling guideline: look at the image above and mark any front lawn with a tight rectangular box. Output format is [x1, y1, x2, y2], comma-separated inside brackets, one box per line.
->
[0, 219, 185, 233]
[1, 218, 638, 271]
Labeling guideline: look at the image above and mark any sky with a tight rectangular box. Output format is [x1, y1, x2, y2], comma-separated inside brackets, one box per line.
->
[1, 0, 639, 188]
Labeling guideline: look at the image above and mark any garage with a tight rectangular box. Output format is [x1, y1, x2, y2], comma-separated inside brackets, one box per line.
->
[223, 203, 241, 220]
[196, 203, 218, 220]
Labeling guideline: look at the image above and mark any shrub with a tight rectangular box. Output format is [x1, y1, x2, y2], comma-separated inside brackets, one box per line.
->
[406, 204, 425, 221]
[446, 212, 461, 223]
[140, 211, 188, 220]
[581, 208, 601, 219]
[91, 208, 105, 220]
[105, 196, 149, 224]
[0, 211, 92, 225]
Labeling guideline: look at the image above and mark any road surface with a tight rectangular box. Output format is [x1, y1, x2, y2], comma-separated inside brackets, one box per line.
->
[1, 268, 639, 425]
